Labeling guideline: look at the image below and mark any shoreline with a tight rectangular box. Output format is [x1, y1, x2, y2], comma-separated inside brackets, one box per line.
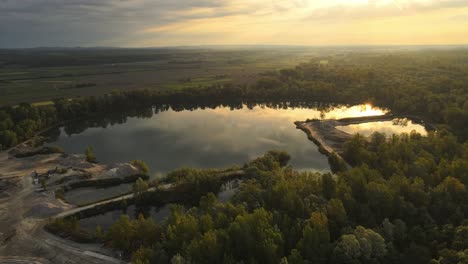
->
[294, 114, 432, 166]
[294, 120, 351, 166]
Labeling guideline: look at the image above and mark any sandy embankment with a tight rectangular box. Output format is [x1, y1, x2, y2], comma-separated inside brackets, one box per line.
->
[295, 114, 403, 163]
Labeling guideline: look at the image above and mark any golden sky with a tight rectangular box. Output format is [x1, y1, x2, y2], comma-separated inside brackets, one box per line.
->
[136, 0, 468, 46]
[1, 0, 467, 47]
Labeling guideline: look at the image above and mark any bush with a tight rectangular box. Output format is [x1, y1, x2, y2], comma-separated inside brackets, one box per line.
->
[85, 146, 97, 163]
[45, 217, 95, 243]
[328, 152, 348, 173]
[132, 160, 150, 175]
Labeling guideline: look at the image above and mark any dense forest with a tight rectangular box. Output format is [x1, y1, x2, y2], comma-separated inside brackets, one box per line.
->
[2, 51, 468, 263]
[123, 130, 468, 263]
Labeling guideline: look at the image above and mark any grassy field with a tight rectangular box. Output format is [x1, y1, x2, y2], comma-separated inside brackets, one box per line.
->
[0, 47, 321, 106]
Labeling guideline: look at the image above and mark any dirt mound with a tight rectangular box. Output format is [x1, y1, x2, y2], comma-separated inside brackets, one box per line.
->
[101, 163, 139, 179]
[59, 155, 93, 169]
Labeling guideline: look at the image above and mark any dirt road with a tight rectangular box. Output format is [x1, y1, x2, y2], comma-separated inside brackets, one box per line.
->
[0, 151, 124, 264]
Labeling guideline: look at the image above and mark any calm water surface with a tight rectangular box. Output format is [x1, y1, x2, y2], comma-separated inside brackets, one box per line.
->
[335, 119, 427, 137]
[80, 204, 173, 232]
[64, 183, 134, 206]
[79, 179, 242, 231]
[46, 104, 424, 177]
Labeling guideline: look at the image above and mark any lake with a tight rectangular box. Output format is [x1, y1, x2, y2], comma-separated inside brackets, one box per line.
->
[45, 104, 425, 177]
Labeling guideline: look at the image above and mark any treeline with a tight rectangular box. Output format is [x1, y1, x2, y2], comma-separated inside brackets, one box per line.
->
[1, 51, 468, 151]
[0, 103, 57, 150]
[0, 87, 337, 151]
[90, 135, 467, 263]
[277, 51, 468, 141]
[0, 48, 174, 67]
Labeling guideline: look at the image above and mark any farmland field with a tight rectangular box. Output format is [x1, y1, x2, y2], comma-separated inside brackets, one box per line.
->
[0, 47, 322, 105]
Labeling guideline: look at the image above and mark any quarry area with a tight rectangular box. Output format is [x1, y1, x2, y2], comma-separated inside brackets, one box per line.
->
[0, 143, 140, 263]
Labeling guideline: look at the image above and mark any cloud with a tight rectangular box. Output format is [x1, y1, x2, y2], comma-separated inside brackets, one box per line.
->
[302, 0, 468, 22]
[0, 0, 225, 46]
[0, 0, 467, 47]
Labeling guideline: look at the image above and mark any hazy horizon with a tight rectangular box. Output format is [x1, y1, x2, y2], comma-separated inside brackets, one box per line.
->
[1, 0, 468, 48]
[2, 44, 468, 50]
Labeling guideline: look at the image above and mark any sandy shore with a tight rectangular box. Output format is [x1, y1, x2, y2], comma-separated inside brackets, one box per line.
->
[295, 114, 409, 163]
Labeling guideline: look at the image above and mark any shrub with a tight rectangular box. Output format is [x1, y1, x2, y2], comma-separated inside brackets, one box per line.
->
[85, 146, 97, 163]
[132, 160, 150, 175]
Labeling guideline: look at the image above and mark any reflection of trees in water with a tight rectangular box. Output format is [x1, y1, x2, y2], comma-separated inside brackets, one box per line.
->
[59, 107, 153, 136]
[44, 127, 61, 143]
[392, 118, 409, 127]
[49, 101, 345, 139]
[133, 205, 151, 219]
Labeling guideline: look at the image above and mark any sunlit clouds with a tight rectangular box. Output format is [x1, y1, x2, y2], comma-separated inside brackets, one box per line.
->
[0, 0, 467, 47]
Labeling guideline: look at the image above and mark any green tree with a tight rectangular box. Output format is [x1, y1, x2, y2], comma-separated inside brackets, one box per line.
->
[187, 230, 223, 263]
[0, 130, 18, 149]
[332, 234, 362, 264]
[328, 152, 348, 173]
[171, 254, 186, 264]
[297, 211, 330, 263]
[132, 160, 150, 175]
[453, 225, 468, 250]
[165, 205, 199, 256]
[95, 225, 104, 240]
[132, 246, 154, 264]
[267, 150, 291, 167]
[287, 249, 304, 264]
[326, 199, 347, 238]
[134, 214, 160, 248]
[133, 178, 149, 197]
[85, 146, 97, 163]
[402, 243, 431, 264]
[332, 226, 387, 263]
[107, 215, 134, 252]
[322, 173, 336, 199]
[228, 208, 283, 263]
[367, 182, 394, 221]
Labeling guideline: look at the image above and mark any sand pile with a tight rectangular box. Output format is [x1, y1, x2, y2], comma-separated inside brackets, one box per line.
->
[101, 163, 139, 179]
[59, 155, 93, 169]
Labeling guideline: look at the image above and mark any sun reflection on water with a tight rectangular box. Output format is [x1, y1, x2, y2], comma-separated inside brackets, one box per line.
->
[325, 103, 387, 119]
[207, 103, 387, 121]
